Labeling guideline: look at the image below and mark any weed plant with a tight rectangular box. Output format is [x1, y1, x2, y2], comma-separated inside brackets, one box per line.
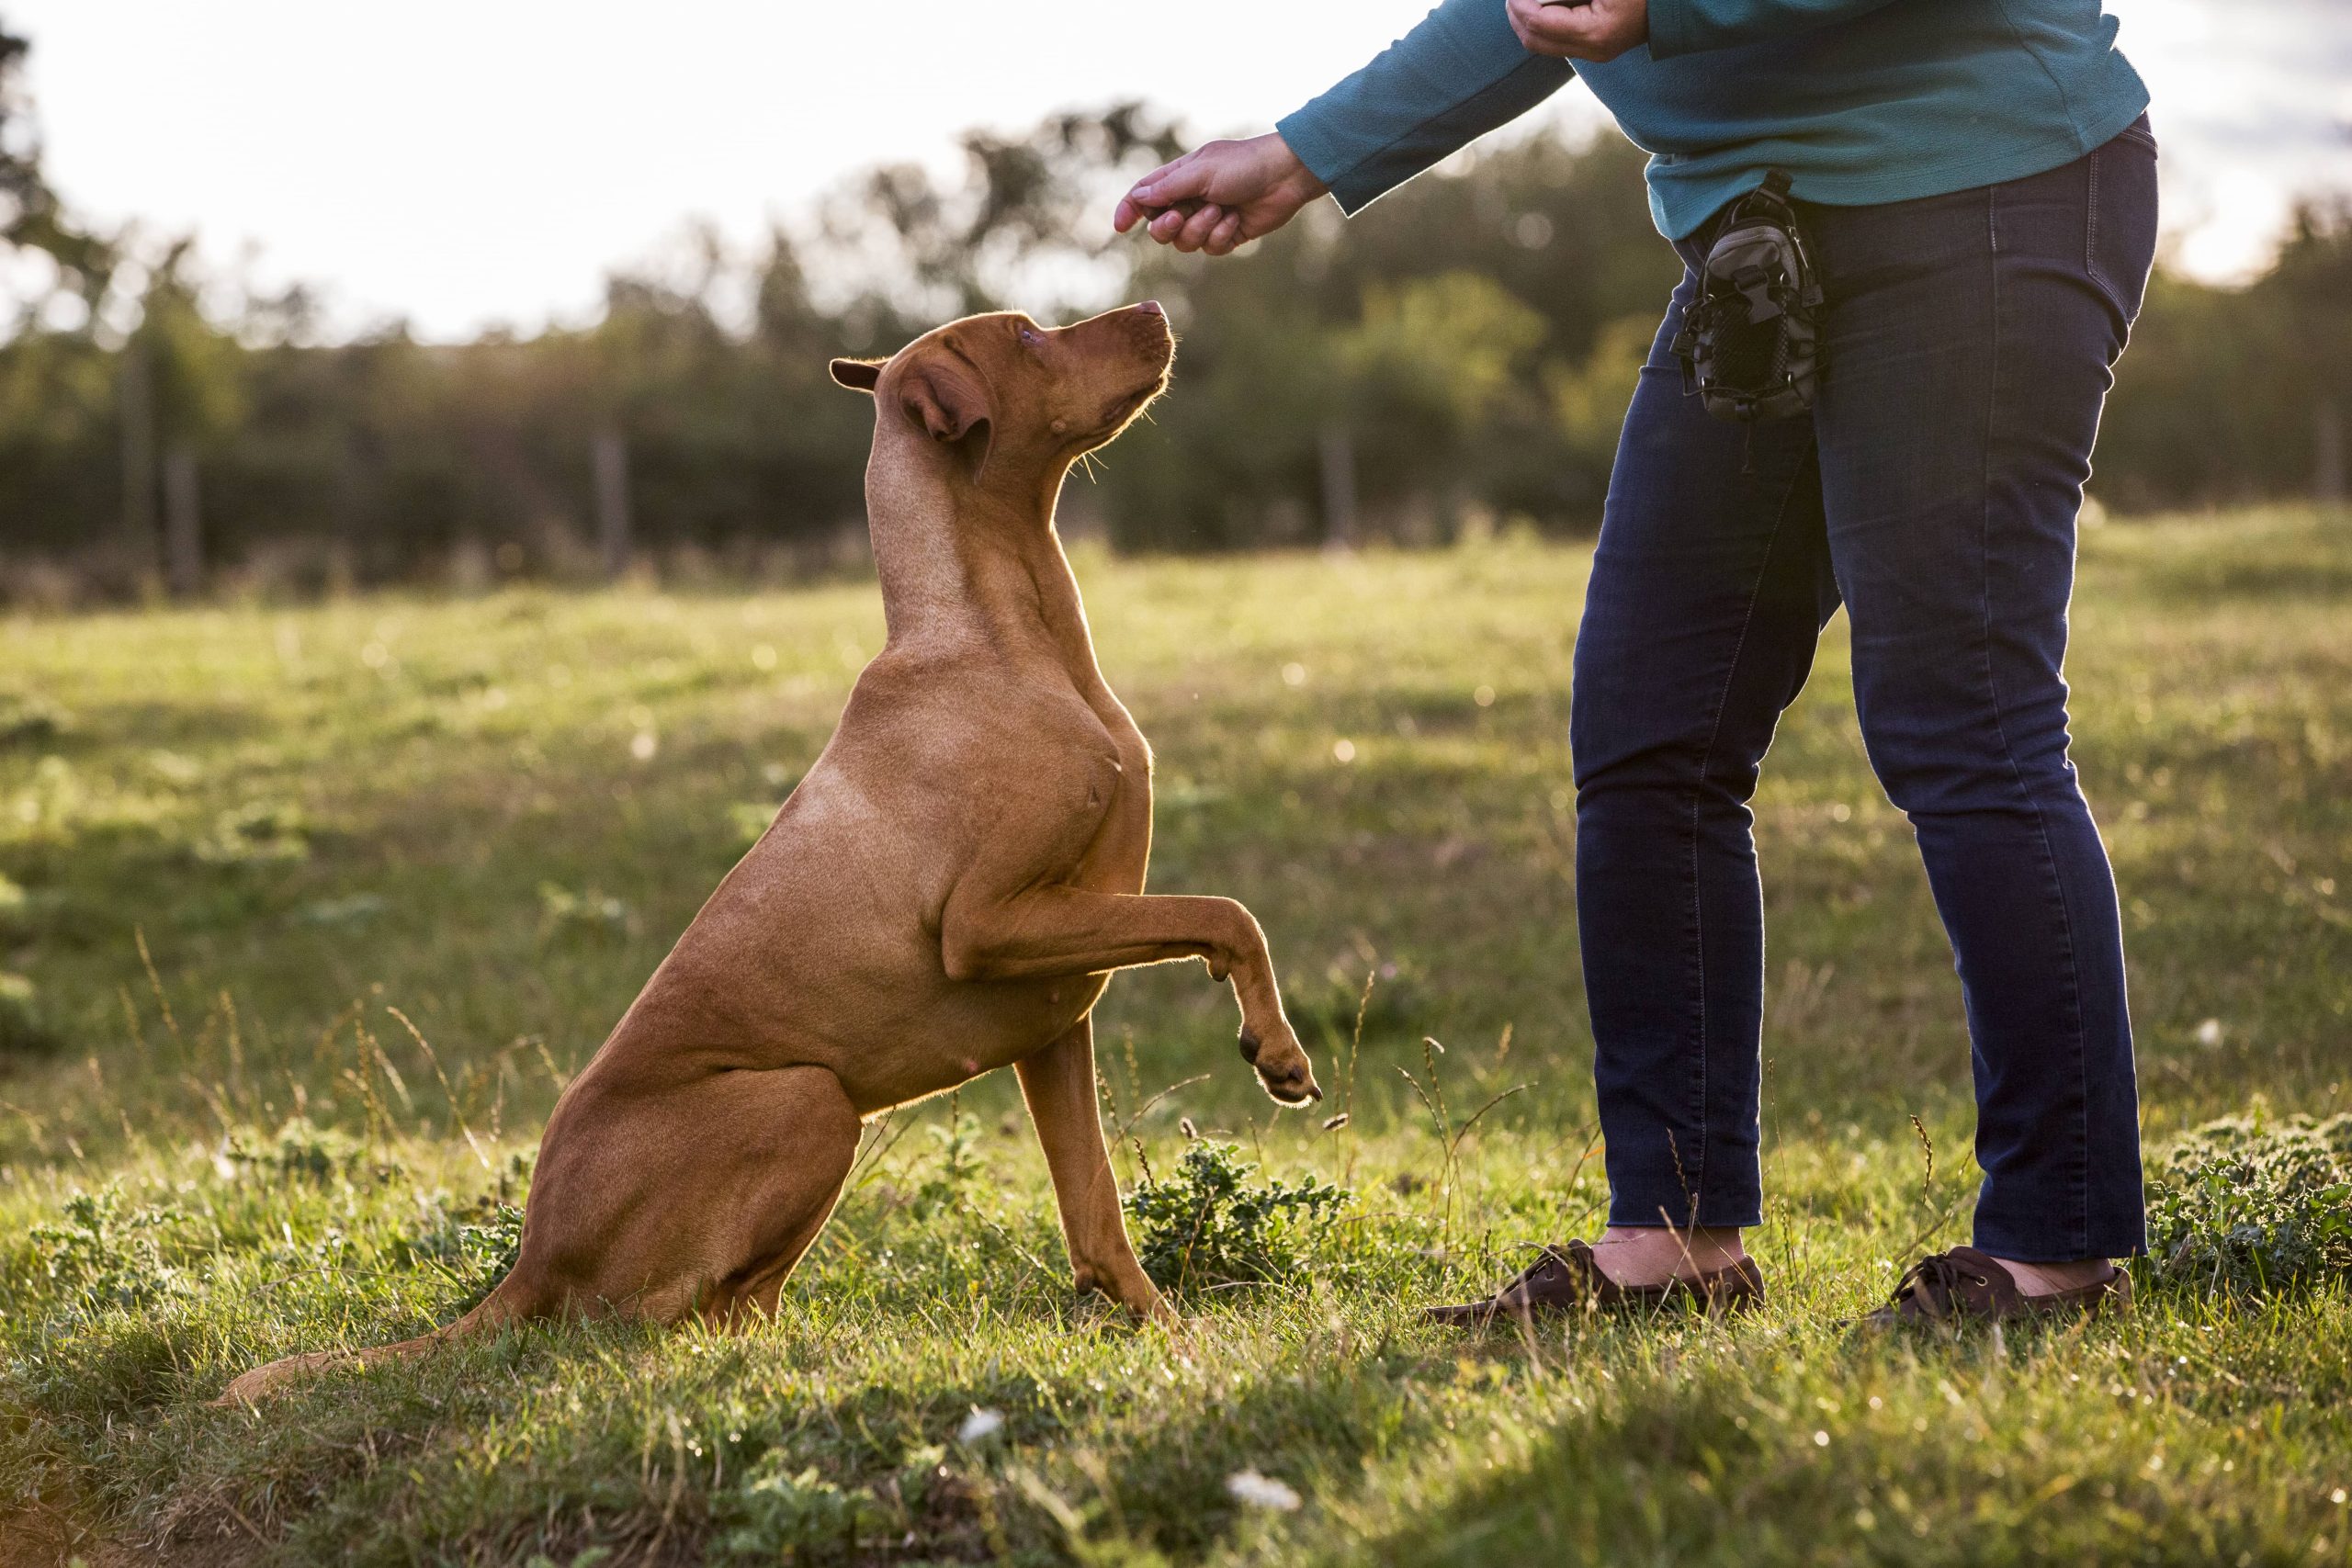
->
[2142, 1108, 2352, 1295]
[1125, 1139, 1347, 1292]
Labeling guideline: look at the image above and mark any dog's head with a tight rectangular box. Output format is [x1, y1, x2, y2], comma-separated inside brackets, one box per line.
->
[829, 303, 1174, 487]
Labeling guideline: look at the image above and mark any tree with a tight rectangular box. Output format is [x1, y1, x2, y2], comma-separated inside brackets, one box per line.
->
[815, 101, 1187, 326]
[0, 87, 2342, 601]
[0, 16, 110, 310]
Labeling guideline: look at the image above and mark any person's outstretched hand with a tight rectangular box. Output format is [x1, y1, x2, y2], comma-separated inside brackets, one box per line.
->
[1112, 132, 1329, 256]
[1507, 0, 1649, 62]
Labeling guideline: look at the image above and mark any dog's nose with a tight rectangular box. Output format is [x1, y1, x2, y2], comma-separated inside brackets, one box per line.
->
[1136, 299, 1163, 317]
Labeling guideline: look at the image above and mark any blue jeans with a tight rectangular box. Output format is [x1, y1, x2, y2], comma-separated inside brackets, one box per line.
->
[1572, 121, 2159, 1262]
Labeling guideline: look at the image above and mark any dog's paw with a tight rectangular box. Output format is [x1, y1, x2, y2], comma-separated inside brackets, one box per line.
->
[1074, 1266, 1180, 1328]
[1238, 1024, 1321, 1107]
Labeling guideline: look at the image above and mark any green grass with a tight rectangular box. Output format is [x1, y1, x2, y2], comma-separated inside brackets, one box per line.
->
[3, 507, 2351, 1565]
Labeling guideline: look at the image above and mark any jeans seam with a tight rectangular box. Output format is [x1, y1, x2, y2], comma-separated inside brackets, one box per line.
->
[1978, 182, 2094, 1260]
[2085, 147, 2106, 298]
[1682, 443, 1811, 1224]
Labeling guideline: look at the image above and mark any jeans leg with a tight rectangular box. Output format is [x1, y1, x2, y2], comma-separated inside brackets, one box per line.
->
[1808, 135, 2156, 1260]
[1573, 272, 1839, 1232]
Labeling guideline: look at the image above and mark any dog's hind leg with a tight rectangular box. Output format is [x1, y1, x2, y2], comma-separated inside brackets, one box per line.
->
[698, 1064, 863, 1323]
[216, 1065, 857, 1402]
[1017, 1019, 1171, 1324]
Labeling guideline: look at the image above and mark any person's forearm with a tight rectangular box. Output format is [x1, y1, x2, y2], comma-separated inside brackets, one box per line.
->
[1645, 0, 1906, 60]
[1275, 0, 1574, 217]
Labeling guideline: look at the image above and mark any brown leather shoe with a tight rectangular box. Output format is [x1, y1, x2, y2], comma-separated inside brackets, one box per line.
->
[1423, 1239, 1765, 1327]
[1860, 1246, 2132, 1327]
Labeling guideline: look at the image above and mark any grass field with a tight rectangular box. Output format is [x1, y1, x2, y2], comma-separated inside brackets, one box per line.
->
[4, 507, 2351, 1565]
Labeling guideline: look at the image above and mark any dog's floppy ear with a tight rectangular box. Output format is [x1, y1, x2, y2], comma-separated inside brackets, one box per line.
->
[899, 355, 993, 476]
[829, 357, 884, 393]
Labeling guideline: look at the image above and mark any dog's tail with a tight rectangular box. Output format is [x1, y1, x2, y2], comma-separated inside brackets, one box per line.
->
[211, 1269, 537, 1407]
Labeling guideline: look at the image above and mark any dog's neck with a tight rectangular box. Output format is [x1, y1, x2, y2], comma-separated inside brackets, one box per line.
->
[865, 433, 1108, 694]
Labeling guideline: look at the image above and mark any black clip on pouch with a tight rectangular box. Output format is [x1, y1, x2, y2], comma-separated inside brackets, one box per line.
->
[1671, 170, 1824, 428]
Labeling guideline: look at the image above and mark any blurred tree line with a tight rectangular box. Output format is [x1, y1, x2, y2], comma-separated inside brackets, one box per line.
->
[1, 19, 2346, 602]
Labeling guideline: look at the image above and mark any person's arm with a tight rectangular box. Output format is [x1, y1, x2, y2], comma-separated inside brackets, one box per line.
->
[1643, 0, 1905, 59]
[1275, 0, 1576, 217]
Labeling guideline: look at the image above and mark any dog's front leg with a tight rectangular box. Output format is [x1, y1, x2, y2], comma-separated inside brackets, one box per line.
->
[941, 885, 1319, 1105]
[1016, 1019, 1173, 1325]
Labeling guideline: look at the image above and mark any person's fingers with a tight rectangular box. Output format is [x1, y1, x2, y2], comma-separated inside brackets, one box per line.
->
[1146, 204, 1223, 248]
[1115, 155, 1193, 233]
[1125, 152, 1191, 199]
[1173, 203, 1224, 253]
[1204, 209, 1248, 256]
[1510, 0, 1601, 54]
[1541, 15, 1607, 51]
[1127, 197, 1210, 245]
[1130, 152, 1215, 210]
[1517, 11, 1582, 46]
[1507, 0, 1564, 47]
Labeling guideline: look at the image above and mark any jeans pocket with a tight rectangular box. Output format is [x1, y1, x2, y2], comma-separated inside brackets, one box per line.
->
[2086, 123, 2160, 330]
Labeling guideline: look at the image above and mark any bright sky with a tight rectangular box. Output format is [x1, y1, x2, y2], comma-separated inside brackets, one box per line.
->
[7, 0, 2347, 341]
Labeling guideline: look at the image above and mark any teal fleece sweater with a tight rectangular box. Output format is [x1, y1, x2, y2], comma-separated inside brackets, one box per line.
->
[1275, 0, 2150, 238]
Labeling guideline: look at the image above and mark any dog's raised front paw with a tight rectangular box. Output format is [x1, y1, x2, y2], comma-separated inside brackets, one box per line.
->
[1238, 1025, 1321, 1107]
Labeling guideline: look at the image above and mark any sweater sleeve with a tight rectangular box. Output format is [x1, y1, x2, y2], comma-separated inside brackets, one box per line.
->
[1645, 0, 1908, 60]
[1274, 0, 1576, 217]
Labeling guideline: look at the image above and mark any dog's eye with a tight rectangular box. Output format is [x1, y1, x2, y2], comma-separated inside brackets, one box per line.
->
[1017, 325, 1044, 352]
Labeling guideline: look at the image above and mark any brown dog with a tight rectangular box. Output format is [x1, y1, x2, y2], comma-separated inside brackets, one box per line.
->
[218, 302, 1320, 1404]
